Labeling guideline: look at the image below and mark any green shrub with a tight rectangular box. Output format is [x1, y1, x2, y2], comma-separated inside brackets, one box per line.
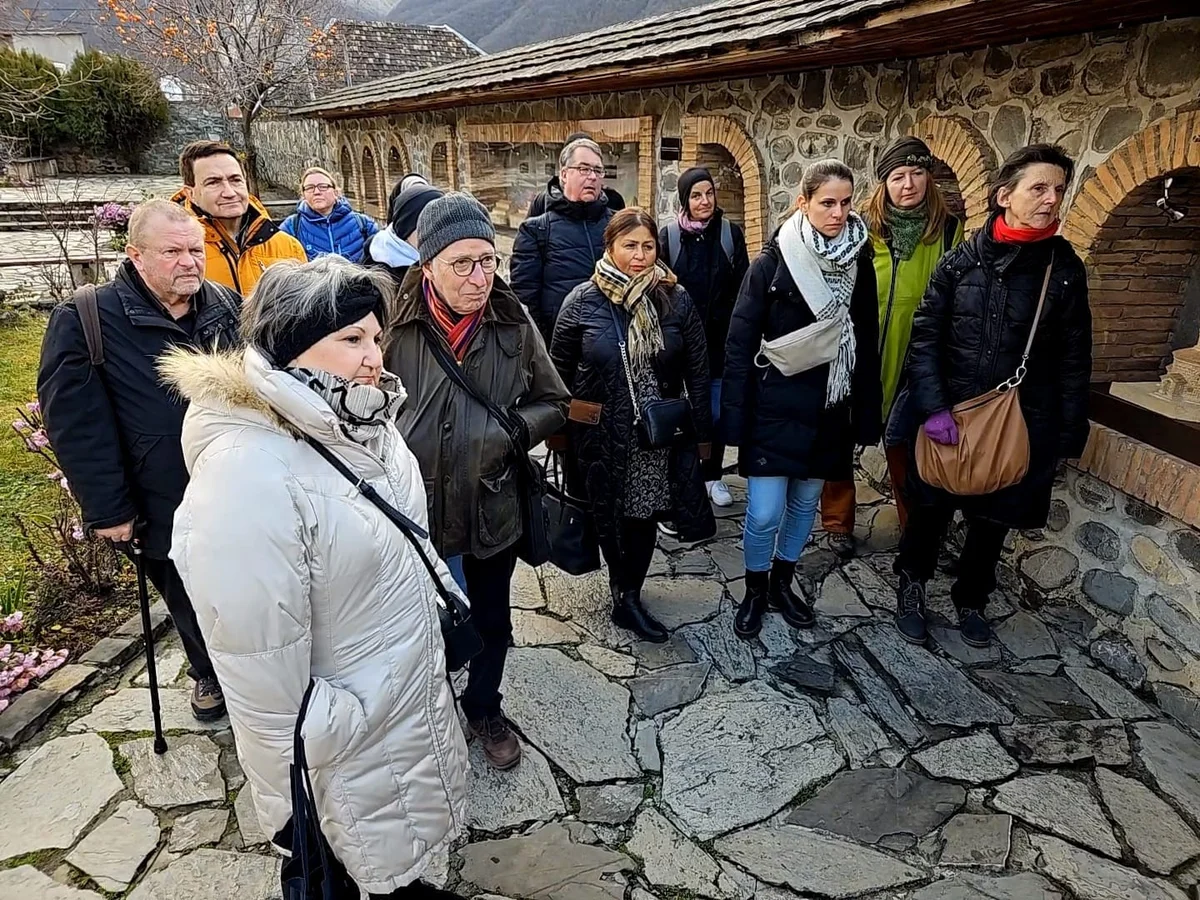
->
[0, 47, 66, 155]
[59, 50, 169, 166]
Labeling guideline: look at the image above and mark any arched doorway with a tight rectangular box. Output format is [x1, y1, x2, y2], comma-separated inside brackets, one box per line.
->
[695, 142, 745, 227]
[911, 115, 996, 230]
[1063, 111, 1200, 392]
[387, 141, 408, 193]
[339, 144, 357, 205]
[361, 143, 383, 219]
[431, 142, 450, 188]
[681, 115, 766, 253]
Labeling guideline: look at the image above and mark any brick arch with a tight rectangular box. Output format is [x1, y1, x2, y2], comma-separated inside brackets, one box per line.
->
[682, 115, 766, 253]
[911, 115, 996, 230]
[338, 143, 358, 204]
[1062, 110, 1200, 383]
[386, 138, 410, 192]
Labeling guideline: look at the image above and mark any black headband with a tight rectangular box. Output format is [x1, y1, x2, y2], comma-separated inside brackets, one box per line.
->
[876, 137, 935, 181]
[268, 282, 387, 368]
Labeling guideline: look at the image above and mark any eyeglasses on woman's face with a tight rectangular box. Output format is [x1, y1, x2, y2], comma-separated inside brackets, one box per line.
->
[303, 182, 336, 194]
[440, 254, 500, 277]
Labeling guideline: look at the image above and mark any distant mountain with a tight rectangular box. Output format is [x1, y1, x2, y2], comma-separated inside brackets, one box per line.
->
[386, 0, 703, 51]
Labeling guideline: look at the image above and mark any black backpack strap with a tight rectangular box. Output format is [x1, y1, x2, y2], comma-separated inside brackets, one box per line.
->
[74, 284, 103, 366]
[942, 215, 960, 254]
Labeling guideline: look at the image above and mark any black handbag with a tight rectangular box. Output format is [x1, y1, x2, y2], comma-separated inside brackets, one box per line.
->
[418, 323, 551, 567]
[281, 680, 361, 900]
[303, 436, 483, 672]
[607, 303, 693, 451]
[544, 452, 601, 575]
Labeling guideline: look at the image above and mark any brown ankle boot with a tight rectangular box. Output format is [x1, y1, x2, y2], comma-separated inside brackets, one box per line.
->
[468, 714, 522, 770]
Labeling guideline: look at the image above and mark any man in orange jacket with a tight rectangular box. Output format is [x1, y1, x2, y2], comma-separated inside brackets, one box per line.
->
[171, 141, 306, 296]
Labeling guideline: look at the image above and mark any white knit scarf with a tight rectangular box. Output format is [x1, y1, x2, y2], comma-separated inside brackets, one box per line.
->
[778, 210, 867, 406]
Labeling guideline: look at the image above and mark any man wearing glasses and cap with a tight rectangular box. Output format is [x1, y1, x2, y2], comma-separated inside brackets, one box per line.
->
[511, 137, 615, 346]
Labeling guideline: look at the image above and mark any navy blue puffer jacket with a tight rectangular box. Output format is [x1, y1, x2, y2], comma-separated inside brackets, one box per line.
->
[281, 197, 378, 263]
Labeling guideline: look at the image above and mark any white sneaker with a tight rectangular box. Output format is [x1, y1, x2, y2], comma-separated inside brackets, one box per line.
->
[708, 479, 734, 508]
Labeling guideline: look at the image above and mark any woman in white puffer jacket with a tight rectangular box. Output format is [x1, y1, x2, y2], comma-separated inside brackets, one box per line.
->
[163, 256, 468, 899]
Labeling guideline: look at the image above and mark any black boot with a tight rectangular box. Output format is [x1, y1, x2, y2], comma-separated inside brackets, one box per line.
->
[958, 607, 992, 648]
[768, 558, 815, 629]
[612, 588, 669, 643]
[735, 570, 769, 639]
[894, 570, 928, 644]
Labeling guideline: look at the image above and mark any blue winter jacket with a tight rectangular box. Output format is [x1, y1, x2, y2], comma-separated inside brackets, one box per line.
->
[281, 197, 379, 263]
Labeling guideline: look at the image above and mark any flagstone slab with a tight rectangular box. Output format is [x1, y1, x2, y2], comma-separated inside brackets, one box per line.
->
[993, 612, 1056, 659]
[939, 814, 1012, 869]
[66, 801, 160, 892]
[168, 809, 230, 853]
[824, 698, 891, 765]
[997, 719, 1131, 766]
[661, 682, 842, 839]
[679, 617, 756, 682]
[970, 671, 1096, 720]
[628, 808, 726, 897]
[859, 625, 1013, 727]
[0, 866, 104, 899]
[502, 648, 639, 782]
[577, 784, 643, 825]
[715, 825, 927, 898]
[69, 689, 227, 733]
[120, 734, 226, 808]
[1063, 666, 1154, 720]
[1030, 835, 1187, 900]
[1094, 768, 1200, 874]
[910, 873, 1062, 899]
[0, 733, 123, 862]
[466, 738, 565, 831]
[235, 787, 267, 847]
[127, 849, 280, 900]
[577, 644, 637, 678]
[832, 641, 925, 746]
[640, 578, 724, 630]
[459, 823, 635, 900]
[628, 663, 711, 716]
[992, 774, 1120, 858]
[912, 732, 1019, 784]
[1133, 722, 1200, 827]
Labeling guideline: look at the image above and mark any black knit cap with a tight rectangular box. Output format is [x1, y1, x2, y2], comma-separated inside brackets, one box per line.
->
[269, 281, 387, 368]
[390, 183, 445, 240]
[875, 137, 935, 181]
[677, 167, 716, 208]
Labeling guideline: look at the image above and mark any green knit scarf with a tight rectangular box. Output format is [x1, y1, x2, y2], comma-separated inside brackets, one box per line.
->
[886, 201, 929, 261]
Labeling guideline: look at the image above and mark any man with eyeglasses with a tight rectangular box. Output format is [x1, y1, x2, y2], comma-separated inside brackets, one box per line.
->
[527, 131, 626, 219]
[280, 166, 379, 263]
[511, 137, 615, 346]
[170, 140, 306, 296]
[385, 192, 568, 771]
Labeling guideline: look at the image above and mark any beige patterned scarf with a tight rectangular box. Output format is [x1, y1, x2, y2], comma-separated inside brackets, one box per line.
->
[592, 254, 676, 372]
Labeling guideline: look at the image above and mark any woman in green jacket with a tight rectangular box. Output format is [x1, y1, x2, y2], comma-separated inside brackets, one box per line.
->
[820, 137, 963, 550]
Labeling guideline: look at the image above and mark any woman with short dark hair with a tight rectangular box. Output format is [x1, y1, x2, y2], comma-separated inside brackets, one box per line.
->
[551, 207, 715, 643]
[895, 143, 1092, 648]
[723, 160, 882, 640]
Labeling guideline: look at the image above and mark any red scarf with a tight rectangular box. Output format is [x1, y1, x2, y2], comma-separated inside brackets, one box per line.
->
[424, 278, 484, 362]
[992, 215, 1059, 244]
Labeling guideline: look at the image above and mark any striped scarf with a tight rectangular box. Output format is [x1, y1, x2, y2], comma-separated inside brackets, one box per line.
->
[592, 254, 674, 374]
[424, 277, 484, 362]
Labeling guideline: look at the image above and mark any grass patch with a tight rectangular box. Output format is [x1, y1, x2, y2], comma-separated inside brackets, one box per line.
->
[0, 314, 55, 579]
[0, 848, 59, 871]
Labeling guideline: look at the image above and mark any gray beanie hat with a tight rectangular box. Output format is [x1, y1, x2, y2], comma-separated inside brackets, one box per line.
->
[416, 191, 495, 262]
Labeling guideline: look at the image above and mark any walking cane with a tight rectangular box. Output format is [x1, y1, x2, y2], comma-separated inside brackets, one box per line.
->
[131, 532, 168, 755]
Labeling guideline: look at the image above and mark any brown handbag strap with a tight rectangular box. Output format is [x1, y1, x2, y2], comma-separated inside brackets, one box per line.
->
[1001, 252, 1054, 392]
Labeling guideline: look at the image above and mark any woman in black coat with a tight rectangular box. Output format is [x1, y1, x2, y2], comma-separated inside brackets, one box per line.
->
[895, 144, 1092, 649]
[551, 208, 715, 643]
[723, 160, 882, 640]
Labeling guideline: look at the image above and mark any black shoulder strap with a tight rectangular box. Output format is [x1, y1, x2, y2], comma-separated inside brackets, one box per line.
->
[301, 434, 467, 620]
[74, 284, 103, 366]
[942, 215, 960, 254]
[417, 322, 523, 443]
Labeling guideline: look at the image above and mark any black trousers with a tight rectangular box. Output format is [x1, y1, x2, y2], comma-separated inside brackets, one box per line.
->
[895, 500, 1009, 612]
[369, 882, 464, 900]
[459, 546, 518, 722]
[139, 555, 215, 682]
[600, 517, 658, 595]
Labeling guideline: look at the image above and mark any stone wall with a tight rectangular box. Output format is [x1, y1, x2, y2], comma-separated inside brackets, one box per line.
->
[139, 104, 243, 176]
[250, 115, 333, 191]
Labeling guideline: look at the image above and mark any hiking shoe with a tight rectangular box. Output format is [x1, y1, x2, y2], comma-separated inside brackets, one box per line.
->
[707, 480, 734, 508]
[894, 572, 928, 645]
[657, 521, 678, 538]
[191, 676, 227, 721]
[734, 570, 769, 639]
[468, 714, 522, 770]
[827, 532, 856, 559]
[958, 608, 992, 648]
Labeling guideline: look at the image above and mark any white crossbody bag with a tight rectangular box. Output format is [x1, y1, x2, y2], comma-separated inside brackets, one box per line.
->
[754, 315, 843, 377]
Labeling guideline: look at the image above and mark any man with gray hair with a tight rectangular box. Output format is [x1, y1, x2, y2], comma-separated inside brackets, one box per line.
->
[511, 136, 615, 344]
[38, 198, 241, 722]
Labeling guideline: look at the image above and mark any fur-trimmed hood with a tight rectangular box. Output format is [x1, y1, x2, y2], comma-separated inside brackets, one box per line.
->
[159, 345, 408, 474]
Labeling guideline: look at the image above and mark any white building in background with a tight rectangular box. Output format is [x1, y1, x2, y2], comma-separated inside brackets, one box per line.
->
[0, 30, 85, 70]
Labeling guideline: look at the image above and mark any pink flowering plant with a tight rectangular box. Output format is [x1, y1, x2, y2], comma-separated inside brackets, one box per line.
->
[5, 400, 131, 713]
[94, 202, 134, 252]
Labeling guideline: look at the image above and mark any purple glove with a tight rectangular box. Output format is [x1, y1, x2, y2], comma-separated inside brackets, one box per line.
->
[924, 410, 959, 446]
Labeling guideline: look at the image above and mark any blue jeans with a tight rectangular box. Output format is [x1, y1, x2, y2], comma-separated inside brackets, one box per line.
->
[743, 476, 825, 572]
[446, 555, 467, 592]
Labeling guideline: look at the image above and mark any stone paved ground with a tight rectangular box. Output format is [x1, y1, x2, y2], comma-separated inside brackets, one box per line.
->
[3, 461, 1200, 900]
